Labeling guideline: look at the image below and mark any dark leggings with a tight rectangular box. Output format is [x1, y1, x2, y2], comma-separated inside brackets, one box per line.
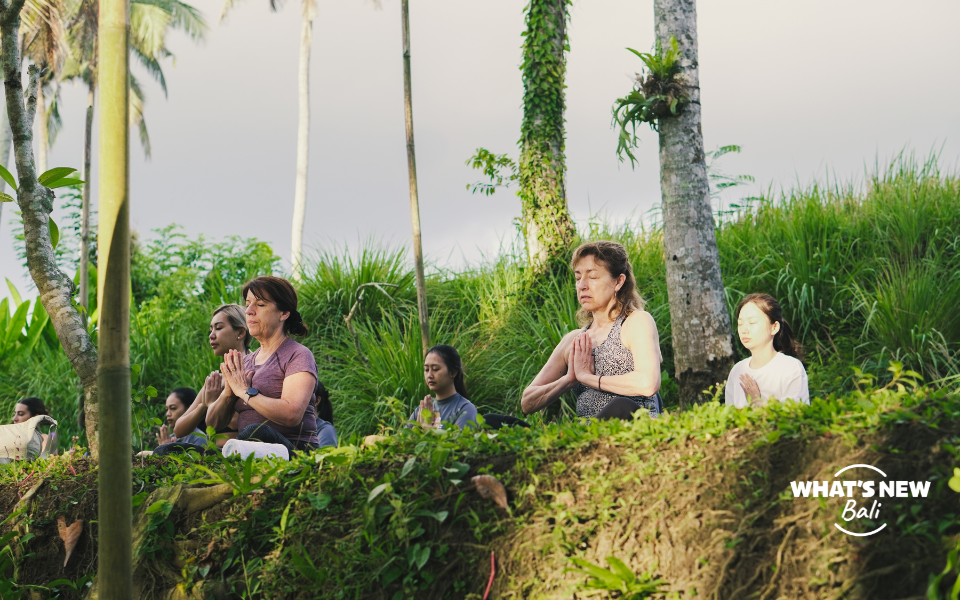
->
[238, 424, 318, 455]
[153, 442, 209, 457]
[597, 394, 662, 420]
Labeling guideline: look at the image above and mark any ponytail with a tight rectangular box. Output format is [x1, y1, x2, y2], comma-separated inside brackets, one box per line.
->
[314, 380, 334, 425]
[425, 344, 468, 398]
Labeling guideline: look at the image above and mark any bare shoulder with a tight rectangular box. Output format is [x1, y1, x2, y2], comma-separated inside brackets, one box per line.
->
[622, 310, 657, 334]
[558, 328, 581, 354]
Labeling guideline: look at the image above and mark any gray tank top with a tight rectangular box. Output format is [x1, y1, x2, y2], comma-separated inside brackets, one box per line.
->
[572, 314, 661, 418]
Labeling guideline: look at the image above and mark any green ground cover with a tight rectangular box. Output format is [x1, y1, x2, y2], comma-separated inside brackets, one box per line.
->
[2, 364, 960, 598]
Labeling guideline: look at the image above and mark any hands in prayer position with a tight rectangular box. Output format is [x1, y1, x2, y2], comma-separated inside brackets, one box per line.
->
[156, 424, 175, 446]
[417, 396, 441, 428]
[220, 349, 252, 400]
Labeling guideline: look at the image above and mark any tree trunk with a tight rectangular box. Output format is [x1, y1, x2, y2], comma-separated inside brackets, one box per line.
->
[0, 84, 12, 225]
[36, 84, 46, 173]
[80, 82, 95, 320]
[0, 0, 100, 452]
[401, 0, 429, 356]
[98, 0, 132, 589]
[290, 0, 314, 280]
[519, 0, 575, 270]
[654, 0, 736, 408]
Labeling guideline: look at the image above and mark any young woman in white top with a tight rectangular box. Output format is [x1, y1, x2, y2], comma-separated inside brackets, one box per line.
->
[726, 293, 809, 408]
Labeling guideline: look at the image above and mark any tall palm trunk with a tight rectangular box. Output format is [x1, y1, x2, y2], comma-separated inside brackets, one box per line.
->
[97, 0, 132, 590]
[401, 0, 429, 355]
[80, 82, 95, 319]
[290, 0, 314, 280]
[519, 0, 575, 270]
[654, 0, 735, 407]
[36, 84, 46, 173]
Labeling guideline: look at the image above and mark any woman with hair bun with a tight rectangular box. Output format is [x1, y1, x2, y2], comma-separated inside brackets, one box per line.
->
[165, 304, 251, 450]
[409, 345, 478, 430]
[206, 276, 323, 454]
[725, 293, 809, 408]
[521, 240, 663, 420]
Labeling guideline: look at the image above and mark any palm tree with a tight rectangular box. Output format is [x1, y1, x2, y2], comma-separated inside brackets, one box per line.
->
[651, 0, 735, 406]
[67, 0, 206, 314]
[96, 0, 132, 590]
[20, 0, 70, 173]
[400, 0, 428, 354]
[219, 0, 314, 279]
[519, 0, 575, 270]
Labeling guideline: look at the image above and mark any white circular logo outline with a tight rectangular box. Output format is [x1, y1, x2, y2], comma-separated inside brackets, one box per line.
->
[831, 464, 888, 537]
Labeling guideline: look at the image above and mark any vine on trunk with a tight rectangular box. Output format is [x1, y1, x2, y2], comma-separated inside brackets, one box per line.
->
[518, 0, 575, 267]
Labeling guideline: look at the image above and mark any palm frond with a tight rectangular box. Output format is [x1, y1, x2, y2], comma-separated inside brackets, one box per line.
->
[133, 0, 207, 40]
[45, 83, 63, 146]
[129, 40, 169, 96]
[129, 74, 152, 159]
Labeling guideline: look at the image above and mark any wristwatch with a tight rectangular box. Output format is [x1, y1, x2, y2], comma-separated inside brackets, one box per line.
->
[245, 387, 259, 402]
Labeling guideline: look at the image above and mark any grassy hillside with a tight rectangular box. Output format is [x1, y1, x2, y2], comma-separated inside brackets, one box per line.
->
[2, 368, 960, 599]
[1, 154, 959, 446]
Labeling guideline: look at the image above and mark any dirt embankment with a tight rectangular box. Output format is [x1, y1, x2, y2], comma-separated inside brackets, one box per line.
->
[489, 418, 958, 599]
[2, 409, 958, 599]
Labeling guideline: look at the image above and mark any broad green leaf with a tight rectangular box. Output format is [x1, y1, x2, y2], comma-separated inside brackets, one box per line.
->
[0, 191, 14, 203]
[948, 468, 960, 492]
[38, 167, 77, 185]
[0, 164, 17, 191]
[6, 279, 22, 307]
[307, 493, 331, 511]
[50, 218, 60, 250]
[46, 177, 86, 189]
[400, 456, 416, 479]
[368, 482, 390, 503]
[145, 385, 158, 397]
[5, 300, 29, 348]
[605, 557, 635, 583]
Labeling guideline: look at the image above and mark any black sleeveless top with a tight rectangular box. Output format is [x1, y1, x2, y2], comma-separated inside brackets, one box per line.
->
[572, 314, 661, 418]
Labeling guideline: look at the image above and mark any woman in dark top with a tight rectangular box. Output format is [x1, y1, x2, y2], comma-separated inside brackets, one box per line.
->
[521, 241, 663, 419]
[409, 345, 478, 430]
[207, 277, 321, 453]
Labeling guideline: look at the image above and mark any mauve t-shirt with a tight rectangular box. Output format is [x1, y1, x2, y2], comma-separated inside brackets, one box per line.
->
[235, 337, 319, 444]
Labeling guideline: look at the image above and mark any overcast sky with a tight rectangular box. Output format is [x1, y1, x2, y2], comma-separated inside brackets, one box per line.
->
[2, 0, 959, 298]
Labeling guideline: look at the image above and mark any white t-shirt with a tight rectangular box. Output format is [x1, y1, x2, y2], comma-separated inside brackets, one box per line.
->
[725, 352, 809, 408]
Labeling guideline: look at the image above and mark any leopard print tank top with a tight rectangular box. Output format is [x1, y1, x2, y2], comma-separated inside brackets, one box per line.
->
[572, 314, 661, 418]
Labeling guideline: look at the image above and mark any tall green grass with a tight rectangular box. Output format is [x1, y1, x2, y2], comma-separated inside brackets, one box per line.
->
[2, 152, 958, 443]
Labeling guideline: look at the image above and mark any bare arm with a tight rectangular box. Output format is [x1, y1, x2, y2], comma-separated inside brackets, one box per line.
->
[520, 331, 580, 415]
[243, 371, 316, 428]
[577, 311, 661, 397]
[174, 372, 222, 438]
[205, 387, 239, 431]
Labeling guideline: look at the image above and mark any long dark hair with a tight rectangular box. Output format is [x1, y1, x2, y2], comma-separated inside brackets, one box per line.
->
[241, 276, 309, 336]
[315, 380, 334, 425]
[426, 345, 467, 398]
[18, 397, 49, 418]
[735, 293, 801, 358]
[170, 387, 198, 409]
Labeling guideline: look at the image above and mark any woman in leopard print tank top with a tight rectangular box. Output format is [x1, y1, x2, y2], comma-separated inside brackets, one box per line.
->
[521, 241, 663, 419]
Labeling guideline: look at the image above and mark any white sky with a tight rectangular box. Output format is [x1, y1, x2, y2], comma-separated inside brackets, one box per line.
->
[2, 0, 959, 297]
